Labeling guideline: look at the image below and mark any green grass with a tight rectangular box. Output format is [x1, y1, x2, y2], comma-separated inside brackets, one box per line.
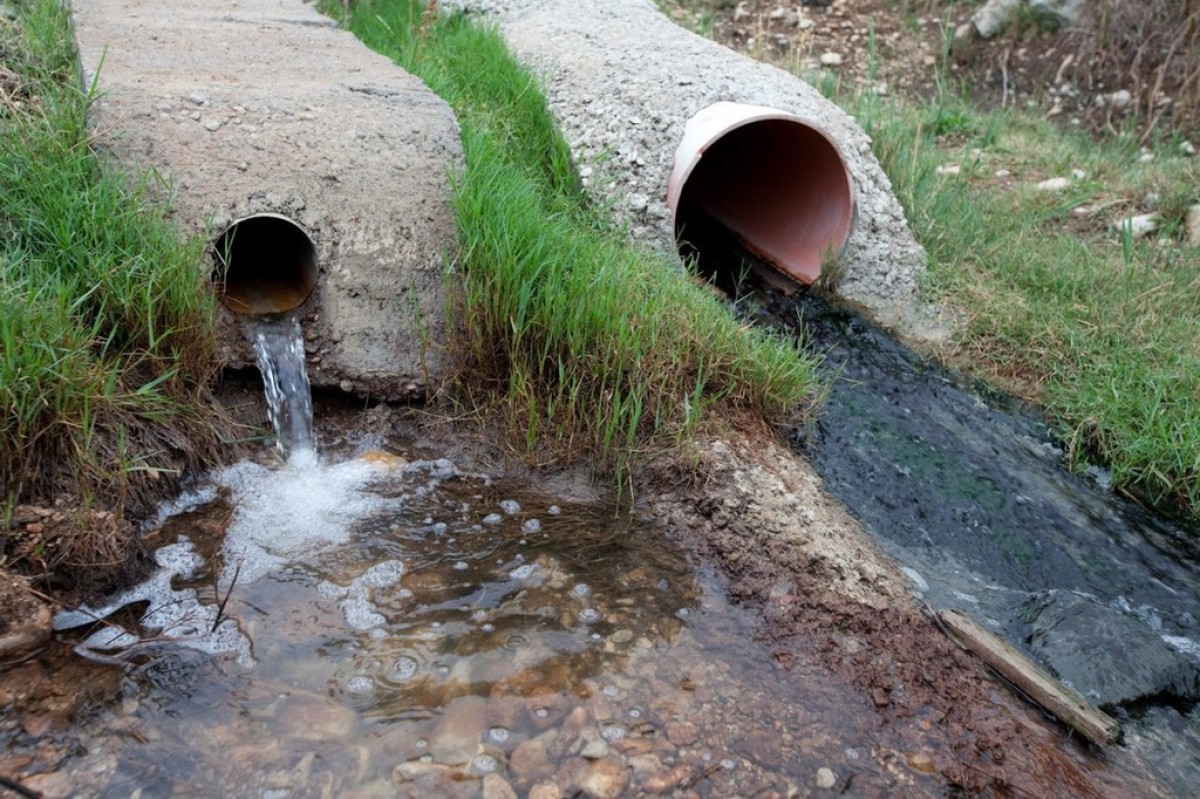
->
[1, 0, 225, 555]
[658, 0, 1198, 521]
[326, 0, 822, 480]
[840, 82, 1200, 520]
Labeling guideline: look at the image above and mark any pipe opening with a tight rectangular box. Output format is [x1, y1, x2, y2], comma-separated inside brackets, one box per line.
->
[212, 213, 318, 315]
[670, 106, 854, 291]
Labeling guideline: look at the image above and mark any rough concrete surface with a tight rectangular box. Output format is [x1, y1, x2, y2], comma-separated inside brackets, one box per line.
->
[443, 0, 929, 324]
[70, 0, 463, 401]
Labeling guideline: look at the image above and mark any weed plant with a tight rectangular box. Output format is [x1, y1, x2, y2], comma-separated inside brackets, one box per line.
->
[1, 0, 225, 572]
[327, 0, 822, 481]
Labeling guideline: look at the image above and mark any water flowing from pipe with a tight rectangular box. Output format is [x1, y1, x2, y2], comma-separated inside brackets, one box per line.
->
[244, 312, 315, 463]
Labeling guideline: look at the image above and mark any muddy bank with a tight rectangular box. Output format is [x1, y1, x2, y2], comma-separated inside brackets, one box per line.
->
[639, 430, 1149, 797]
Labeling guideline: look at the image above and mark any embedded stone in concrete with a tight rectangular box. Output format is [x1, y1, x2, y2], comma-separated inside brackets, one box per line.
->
[70, 0, 463, 401]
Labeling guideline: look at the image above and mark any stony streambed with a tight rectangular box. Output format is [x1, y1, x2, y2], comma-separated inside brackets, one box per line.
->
[16, 450, 934, 798]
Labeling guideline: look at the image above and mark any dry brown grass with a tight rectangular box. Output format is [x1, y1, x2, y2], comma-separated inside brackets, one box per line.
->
[1068, 0, 1200, 141]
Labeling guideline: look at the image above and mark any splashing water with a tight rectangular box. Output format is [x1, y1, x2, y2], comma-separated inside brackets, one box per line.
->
[245, 312, 314, 461]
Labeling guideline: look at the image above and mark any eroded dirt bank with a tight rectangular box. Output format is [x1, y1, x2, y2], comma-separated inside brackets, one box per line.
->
[640, 429, 1151, 797]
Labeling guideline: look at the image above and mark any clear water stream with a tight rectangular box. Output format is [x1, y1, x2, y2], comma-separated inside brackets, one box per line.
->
[245, 312, 315, 461]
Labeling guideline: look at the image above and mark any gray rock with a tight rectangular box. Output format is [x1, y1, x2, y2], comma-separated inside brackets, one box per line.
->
[972, 0, 1020, 38]
[1186, 204, 1200, 247]
[1024, 591, 1200, 708]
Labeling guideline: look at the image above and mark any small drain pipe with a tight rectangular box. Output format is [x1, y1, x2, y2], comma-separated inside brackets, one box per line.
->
[212, 214, 318, 316]
[443, 0, 927, 318]
[668, 102, 855, 285]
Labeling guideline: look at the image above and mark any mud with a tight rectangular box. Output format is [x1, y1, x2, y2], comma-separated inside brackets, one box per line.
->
[639, 431, 1147, 797]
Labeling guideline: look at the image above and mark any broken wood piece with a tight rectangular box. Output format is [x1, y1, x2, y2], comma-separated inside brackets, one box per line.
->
[937, 608, 1121, 746]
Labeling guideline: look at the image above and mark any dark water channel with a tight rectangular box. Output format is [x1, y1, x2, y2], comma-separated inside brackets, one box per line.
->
[46, 454, 920, 797]
[746, 286, 1200, 795]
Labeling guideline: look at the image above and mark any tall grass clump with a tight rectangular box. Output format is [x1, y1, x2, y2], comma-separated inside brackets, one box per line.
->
[843, 86, 1200, 521]
[1, 0, 226, 571]
[327, 0, 822, 478]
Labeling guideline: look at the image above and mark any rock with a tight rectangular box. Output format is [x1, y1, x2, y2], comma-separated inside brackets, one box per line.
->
[277, 697, 357, 742]
[936, 164, 961, 176]
[577, 756, 630, 799]
[665, 720, 699, 746]
[482, 773, 518, 799]
[816, 766, 837, 788]
[641, 763, 693, 793]
[392, 761, 478, 799]
[1034, 177, 1071, 192]
[0, 572, 53, 659]
[431, 696, 488, 765]
[1024, 591, 1200, 707]
[972, 0, 1020, 38]
[1112, 213, 1159, 240]
[1029, 0, 1086, 28]
[950, 22, 975, 63]
[1185, 204, 1200, 247]
[905, 750, 938, 774]
[510, 735, 552, 784]
[819, 52, 843, 67]
[529, 783, 563, 799]
[1100, 89, 1133, 110]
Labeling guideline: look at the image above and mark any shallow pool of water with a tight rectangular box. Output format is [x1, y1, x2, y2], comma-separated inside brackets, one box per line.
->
[46, 453, 939, 797]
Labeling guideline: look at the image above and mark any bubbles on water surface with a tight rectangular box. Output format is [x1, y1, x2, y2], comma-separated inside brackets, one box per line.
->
[483, 513, 503, 525]
[573, 582, 592, 597]
[600, 725, 626, 741]
[488, 726, 510, 744]
[345, 675, 374, 695]
[578, 607, 602, 624]
[522, 518, 542, 533]
[499, 499, 521, 514]
[388, 656, 419, 682]
[471, 754, 499, 774]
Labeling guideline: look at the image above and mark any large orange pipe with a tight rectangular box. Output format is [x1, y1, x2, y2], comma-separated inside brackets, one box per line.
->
[668, 102, 855, 285]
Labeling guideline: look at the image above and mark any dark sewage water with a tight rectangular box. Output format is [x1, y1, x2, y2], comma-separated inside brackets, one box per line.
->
[754, 287, 1200, 797]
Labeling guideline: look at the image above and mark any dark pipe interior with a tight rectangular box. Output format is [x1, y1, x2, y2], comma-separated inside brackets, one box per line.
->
[674, 119, 853, 287]
[212, 214, 318, 315]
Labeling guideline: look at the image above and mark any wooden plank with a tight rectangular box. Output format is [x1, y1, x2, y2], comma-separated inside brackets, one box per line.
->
[936, 609, 1121, 746]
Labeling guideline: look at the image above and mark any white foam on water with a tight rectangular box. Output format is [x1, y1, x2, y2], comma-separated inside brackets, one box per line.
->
[1163, 635, 1200, 664]
[55, 540, 255, 668]
[216, 457, 397, 586]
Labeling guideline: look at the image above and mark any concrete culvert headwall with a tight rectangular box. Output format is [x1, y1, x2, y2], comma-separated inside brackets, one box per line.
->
[443, 0, 928, 323]
[70, 0, 464, 401]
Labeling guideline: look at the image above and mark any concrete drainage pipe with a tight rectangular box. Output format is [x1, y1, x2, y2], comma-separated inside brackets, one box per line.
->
[70, 0, 464, 401]
[668, 102, 855, 286]
[443, 0, 927, 321]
